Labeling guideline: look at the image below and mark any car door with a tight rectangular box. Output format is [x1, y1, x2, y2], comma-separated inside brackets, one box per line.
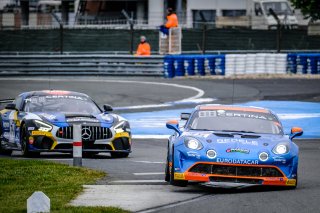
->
[1, 96, 24, 149]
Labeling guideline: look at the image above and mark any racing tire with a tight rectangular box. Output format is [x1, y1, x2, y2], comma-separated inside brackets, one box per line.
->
[21, 124, 40, 158]
[170, 146, 188, 187]
[111, 152, 129, 158]
[0, 144, 13, 156]
[0, 118, 12, 156]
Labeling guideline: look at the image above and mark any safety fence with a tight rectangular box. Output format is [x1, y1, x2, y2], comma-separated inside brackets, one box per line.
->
[164, 53, 320, 78]
[0, 55, 164, 76]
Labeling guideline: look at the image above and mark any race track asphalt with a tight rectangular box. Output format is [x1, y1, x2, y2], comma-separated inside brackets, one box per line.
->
[1, 76, 320, 213]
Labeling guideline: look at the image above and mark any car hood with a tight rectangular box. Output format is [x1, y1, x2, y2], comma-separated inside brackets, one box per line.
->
[181, 130, 291, 157]
[33, 112, 114, 125]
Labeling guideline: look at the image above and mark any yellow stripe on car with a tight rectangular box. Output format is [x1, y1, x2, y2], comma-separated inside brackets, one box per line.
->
[174, 173, 185, 180]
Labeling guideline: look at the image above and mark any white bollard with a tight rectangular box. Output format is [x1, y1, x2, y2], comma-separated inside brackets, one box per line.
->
[73, 124, 82, 167]
[27, 191, 50, 213]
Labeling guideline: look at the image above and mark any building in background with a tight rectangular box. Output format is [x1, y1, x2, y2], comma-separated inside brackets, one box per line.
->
[0, 0, 307, 29]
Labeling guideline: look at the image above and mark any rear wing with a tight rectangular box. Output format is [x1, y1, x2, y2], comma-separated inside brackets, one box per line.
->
[0, 99, 14, 110]
[0, 99, 14, 104]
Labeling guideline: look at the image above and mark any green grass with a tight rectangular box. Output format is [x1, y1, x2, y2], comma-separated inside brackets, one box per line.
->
[0, 159, 129, 213]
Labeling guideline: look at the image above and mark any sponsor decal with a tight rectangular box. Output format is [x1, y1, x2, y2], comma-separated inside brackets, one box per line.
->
[66, 117, 99, 123]
[187, 151, 201, 159]
[45, 95, 88, 101]
[226, 148, 250, 154]
[286, 179, 296, 186]
[2, 122, 10, 128]
[29, 136, 34, 144]
[217, 138, 258, 146]
[199, 110, 276, 121]
[28, 127, 35, 131]
[273, 157, 287, 164]
[216, 157, 259, 165]
[174, 173, 185, 180]
[39, 113, 56, 120]
[31, 131, 52, 136]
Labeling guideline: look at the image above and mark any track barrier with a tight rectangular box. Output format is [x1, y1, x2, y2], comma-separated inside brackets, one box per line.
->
[164, 53, 320, 78]
[0, 53, 319, 77]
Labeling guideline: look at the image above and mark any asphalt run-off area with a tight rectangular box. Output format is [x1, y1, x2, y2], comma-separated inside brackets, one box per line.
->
[1, 76, 320, 213]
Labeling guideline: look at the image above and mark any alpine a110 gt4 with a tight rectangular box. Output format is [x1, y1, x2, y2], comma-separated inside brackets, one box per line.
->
[0, 90, 131, 158]
[165, 105, 303, 188]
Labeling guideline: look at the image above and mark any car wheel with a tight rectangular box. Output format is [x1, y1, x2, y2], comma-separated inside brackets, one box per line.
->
[111, 152, 129, 158]
[170, 145, 188, 187]
[0, 143, 13, 156]
[21, 124, 39, 158]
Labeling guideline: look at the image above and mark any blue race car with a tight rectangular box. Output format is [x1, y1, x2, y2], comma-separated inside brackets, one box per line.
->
[0, 90, 131, 158]
[165, 105, 303, 188]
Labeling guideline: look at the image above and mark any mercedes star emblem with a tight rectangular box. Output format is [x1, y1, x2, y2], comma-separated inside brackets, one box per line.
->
[81, 127, 92, 140]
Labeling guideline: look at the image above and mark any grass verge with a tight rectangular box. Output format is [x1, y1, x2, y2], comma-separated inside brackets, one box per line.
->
[0, 158, 129, 213]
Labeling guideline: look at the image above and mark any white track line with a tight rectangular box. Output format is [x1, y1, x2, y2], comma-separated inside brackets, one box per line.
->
[133, 172, 164, 176]
[0, 78, 215, 109]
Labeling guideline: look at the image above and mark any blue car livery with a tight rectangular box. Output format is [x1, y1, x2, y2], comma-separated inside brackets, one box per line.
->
[0, 90, 131, 158]
[165, 104, 303, 188]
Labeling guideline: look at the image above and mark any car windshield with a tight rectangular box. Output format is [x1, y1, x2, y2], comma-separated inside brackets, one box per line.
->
[263, 2, 292, 16]
[188, 110, 283, 135]
[23, 95, 101, 114]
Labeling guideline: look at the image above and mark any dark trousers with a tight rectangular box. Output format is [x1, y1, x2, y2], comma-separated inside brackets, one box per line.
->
[160, 25, 169, 35]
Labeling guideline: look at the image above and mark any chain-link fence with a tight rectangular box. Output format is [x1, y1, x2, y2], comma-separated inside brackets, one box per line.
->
[0, 4, 319, 54]
[1, 27, 319, 54]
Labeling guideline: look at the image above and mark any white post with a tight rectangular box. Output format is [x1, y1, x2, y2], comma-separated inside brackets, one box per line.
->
[27, 191, 50, 213]
[73, 124, 82, 167]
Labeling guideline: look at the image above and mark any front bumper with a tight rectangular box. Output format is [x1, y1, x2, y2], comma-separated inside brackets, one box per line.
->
[174, 162, 297, 187]
[27, 129, 131, 153]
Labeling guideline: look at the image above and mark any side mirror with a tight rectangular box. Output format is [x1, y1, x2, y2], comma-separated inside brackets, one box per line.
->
[180, 113, 191, 120]
[166, 120, 182, 136]
[103, 104, 113, 112]
[5, 103, 17, 110]
[290, 127, 303, 140]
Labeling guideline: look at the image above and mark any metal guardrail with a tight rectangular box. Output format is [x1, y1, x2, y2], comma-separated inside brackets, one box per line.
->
[0, 55, 164, 76]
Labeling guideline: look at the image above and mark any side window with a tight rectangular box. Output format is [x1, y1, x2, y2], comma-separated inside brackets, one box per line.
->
[14, 96, 23, 111]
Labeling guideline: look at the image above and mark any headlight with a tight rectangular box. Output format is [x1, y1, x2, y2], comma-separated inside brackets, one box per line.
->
[273, 143, 289, 154]
[114, 120, 130, 132]
[34, 120, 52, 132]
[184, 137, 203, 150]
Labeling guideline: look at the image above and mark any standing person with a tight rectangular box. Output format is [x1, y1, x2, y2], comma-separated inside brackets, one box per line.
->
[160, 8, 179, 38]
[135, 36, 151, 56]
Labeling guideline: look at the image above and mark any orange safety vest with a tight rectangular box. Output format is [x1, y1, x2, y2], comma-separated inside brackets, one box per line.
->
[136, 42, 151, 56]
[165, 13, 179, 28]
